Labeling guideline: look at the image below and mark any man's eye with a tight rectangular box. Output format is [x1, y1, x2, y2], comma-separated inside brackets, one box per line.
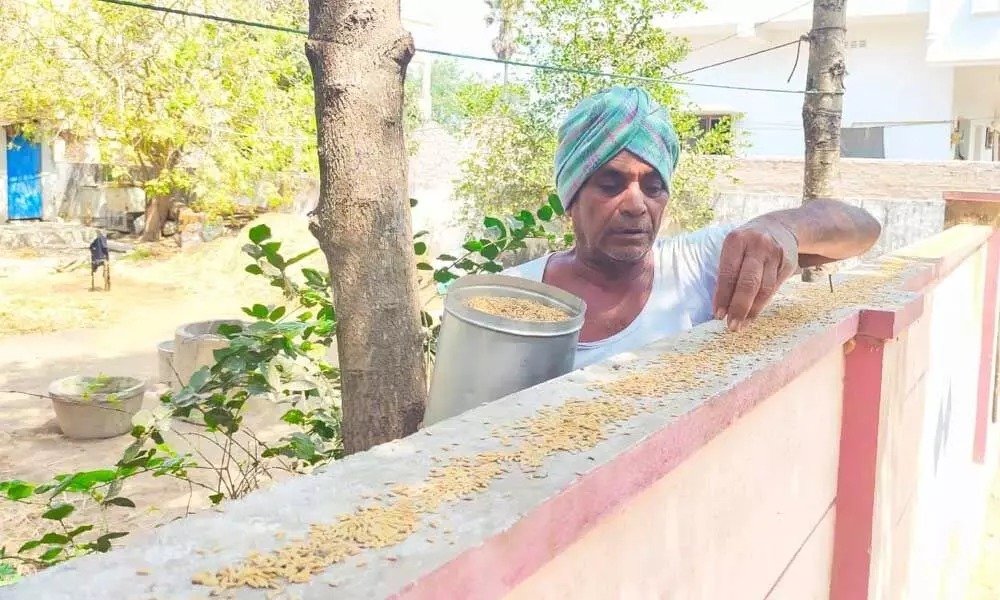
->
[642, 178, 667, 196]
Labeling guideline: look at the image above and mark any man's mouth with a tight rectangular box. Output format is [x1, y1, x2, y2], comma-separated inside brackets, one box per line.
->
[614, 228, 648, 236]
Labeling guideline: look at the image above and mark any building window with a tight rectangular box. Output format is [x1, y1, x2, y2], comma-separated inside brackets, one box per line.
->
[692, 114, 735, 155]
[841, 127, 885, 159]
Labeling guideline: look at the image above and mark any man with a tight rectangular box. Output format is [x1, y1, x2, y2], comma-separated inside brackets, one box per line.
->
[509, 86, 881, 369]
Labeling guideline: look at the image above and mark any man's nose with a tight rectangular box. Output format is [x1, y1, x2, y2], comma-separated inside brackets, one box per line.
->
[619, 182, 648, 216]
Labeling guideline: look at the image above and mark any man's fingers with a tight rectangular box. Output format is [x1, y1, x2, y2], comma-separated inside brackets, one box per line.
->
[713, 233, 747, 320]
[725, 256, 764, 329]
[748, 259, 779, 320]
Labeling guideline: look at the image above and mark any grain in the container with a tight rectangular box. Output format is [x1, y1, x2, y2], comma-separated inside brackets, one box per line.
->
[464, 296, 571, 322]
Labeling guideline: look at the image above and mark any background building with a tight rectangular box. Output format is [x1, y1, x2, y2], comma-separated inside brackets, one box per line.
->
[660, 0, 1000, 161]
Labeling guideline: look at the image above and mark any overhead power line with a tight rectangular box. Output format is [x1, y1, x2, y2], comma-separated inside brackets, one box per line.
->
[688, 0, 813, 54]
[674, 38, 803, 78]
[86, 0, 807, 95]
[420, 48, 804, 94]
[95, 0, 307, 34]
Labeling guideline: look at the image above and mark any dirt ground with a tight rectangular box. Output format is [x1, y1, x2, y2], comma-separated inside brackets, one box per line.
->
[0, 214, 450, 576]
[0, 215, 329, 574]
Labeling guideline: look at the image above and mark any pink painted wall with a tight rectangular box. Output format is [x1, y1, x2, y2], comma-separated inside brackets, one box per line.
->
[884, 239, 996, 600]
[496, 226, 1000, 600]
[505, 348, 845, 600]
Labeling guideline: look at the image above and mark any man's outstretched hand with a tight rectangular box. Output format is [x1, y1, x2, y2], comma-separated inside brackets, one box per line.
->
[712, 219, 799, 332]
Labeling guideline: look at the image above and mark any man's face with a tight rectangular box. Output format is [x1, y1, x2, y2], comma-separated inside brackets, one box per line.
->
[568, 151, 669, 266]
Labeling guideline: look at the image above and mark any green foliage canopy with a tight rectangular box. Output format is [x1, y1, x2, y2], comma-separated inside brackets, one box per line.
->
[0, 0, 316, 215]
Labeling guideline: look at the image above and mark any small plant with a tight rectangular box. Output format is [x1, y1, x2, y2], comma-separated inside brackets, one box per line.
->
[122, 247, 154, 262]
[128, 223, 345, 502]
[75, 374, 125, 405]
[0, 440, 195, 568]
[0, 561, 20, 587]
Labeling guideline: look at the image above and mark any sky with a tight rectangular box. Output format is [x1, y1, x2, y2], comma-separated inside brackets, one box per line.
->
[403, 0, 505, 79]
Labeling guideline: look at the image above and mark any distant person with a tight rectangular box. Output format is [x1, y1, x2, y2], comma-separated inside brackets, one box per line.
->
[508, 86, 881, 368]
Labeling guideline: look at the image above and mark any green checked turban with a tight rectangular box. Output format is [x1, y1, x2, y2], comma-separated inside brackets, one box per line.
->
[555, 86, 681, 210]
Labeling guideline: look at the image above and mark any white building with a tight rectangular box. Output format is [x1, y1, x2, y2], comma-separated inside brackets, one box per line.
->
[660, 0, 1000, 161]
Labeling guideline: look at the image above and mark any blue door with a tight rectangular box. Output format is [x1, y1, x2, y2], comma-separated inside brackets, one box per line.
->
[6, 134, 43, 220]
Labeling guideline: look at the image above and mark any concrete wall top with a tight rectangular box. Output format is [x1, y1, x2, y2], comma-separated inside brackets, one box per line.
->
[712, 156, 1000, 199]
[4, 226, 995, 600]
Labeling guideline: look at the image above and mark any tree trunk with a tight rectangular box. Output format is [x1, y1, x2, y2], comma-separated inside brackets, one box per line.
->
[801, 0, 847, 282]
[139, 196, 169, 242]
[306, 0, 427, 454]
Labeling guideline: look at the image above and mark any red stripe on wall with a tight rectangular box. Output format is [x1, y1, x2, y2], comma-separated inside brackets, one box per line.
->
[973, 232, 1000, 463]
[831, 336, 886, 600]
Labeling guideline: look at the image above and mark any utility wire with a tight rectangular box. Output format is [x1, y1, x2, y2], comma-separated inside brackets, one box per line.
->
[94, 0, 306, 34]
[419, 48, 804, 94]
[674, 38, 803, 78]
[688, 0, 812, 54]
[88, 0, 807, 95]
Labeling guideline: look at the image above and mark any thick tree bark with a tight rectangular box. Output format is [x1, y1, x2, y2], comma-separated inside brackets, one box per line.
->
[139, 196, 169, 242]
[801, 0, 847, 282]
[306, 0, 427, 454]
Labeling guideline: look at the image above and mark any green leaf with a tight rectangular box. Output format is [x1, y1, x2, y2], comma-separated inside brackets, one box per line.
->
[548, 194, 565, 216]
[67, 524, 94, 539]
[483, 216, 507, 238]
[250, 304, 270, 319]
[517, 210, 536, 227]
[1, 481, 34, 501]
[242, 244, 264, 260]
[39, 547, 63, 561]
[537, 205, 554, 221]
[285, 248, 319, 267]
[302, 268, 327, 288]
[416, 262, 433, 271]
[289, 433, 317, 460]
[269, 306, 287, 321]
[409, 198, 418, 208]
[462, 240, 483, 252]
[414, 230, 429, 239]
[41, 504, 74, 521]
[244, 264, 263, 276]
[217, 323, 242, 336]
[17, 540, 41, 553]
[481, 261, 503, 273]
[209, 493, 224, 505]
[281, 409, 305, 425]
[187, 367, 211, 392]
[91, 531, 128, 552]
[248, 224, 271, 244]
[437, 254, 458, 261]
[38, 533, 69, 545]
[413, 241, 427, 255]
[104, 497, 136, 508]
[480, 244, 500, 261]
[433, 270, 458, 284]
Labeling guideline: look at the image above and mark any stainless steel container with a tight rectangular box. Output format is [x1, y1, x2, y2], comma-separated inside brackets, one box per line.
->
[423, 274, 586, 426]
